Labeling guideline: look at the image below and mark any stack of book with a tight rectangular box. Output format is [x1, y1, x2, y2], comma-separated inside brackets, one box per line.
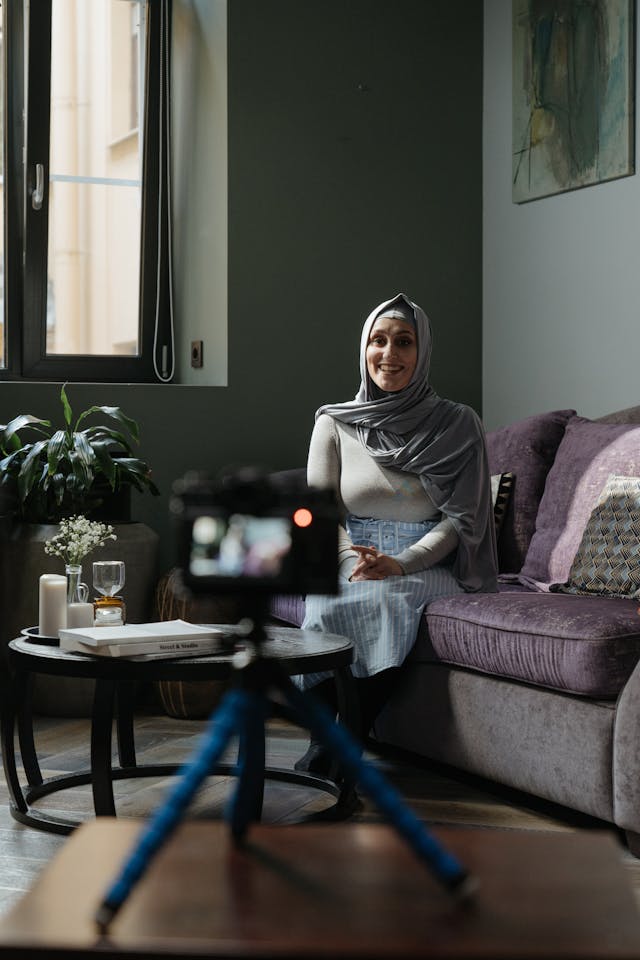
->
[58, 619, 228, 660]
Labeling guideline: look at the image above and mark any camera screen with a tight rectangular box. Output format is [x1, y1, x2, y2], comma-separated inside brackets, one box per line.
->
[173, 472, 339, 596]
[190, 513, 292, 580]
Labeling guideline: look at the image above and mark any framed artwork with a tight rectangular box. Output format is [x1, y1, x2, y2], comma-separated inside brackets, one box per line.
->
[512, 0, 636, 203]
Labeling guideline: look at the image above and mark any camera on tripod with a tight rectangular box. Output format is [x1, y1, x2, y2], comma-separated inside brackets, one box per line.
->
[171, 468, 339, 598]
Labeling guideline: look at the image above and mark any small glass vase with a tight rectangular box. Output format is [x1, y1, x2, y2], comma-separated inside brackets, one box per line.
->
[66, 564, 89, 605]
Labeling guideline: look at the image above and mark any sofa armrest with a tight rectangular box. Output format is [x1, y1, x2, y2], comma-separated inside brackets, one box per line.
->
[613, 657, 640, 833]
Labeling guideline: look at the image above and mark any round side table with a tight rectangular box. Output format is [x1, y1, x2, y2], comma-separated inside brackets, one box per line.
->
[1, 626, 356, 834]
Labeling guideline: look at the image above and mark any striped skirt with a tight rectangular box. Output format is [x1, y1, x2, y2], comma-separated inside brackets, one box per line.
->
[297, 515, 464, 689]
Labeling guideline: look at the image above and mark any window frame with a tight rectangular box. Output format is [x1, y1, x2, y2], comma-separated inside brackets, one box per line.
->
[2, 0, 172, 383]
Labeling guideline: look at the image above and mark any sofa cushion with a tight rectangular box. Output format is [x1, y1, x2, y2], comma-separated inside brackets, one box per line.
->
[485, 409, 575, 574]
[553, 475, 640, 599]
[520, 417, 640, 587]
[420, 592, 640, 698]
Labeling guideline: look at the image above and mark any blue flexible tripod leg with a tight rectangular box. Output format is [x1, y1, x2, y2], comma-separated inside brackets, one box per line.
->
[95, 686, 251, 932]
[279, 667, 472, 895]
[227, 688, 269, 840]
[95, 653, 473, 935]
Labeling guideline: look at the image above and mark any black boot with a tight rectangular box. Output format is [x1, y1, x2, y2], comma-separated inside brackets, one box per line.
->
[355, 668, 399, 740]
[294, 679, 337, 776]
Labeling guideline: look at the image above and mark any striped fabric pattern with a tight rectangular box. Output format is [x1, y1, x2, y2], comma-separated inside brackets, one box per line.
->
[298, 517, 464, 689]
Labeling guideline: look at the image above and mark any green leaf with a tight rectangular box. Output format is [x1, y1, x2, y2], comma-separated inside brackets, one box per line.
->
[60, 383, 73, 428]
[76, 405, 140, 443]
[73, 431, 96, 463]
[68, 449, 94, 491]
[51, 472, 66, 507]
[80, 426, 135, 455]
[90, 439, 118, 489]
[115, 457, 160, 495]
[17, 440, 49, 503]
[65, 473, 81, 494]
[0, 415, 51, 447]
[0, 448, 27, 474]
[0, 433, 22, 454]
[69, 434, 97, 496]
[46, 430, 70, 476]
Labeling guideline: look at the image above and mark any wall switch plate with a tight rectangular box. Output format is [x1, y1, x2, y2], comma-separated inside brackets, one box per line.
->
[191, 340, 203, 368]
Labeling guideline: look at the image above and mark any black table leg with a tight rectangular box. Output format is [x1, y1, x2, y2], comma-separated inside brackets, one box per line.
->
[0, 667, 27, 814]
[116, 682, 137, 768]
[17, 673, 42, 787]
[90, 678, 117, 816]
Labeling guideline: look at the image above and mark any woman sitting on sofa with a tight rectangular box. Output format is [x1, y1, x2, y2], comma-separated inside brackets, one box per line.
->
[296, 293, 498, 774]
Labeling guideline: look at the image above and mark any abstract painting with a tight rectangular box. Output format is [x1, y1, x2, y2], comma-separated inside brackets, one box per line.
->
[512, 0, 635, 203]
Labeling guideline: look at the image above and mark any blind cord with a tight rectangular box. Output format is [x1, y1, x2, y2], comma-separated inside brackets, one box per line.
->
[153, 0, 175, 383]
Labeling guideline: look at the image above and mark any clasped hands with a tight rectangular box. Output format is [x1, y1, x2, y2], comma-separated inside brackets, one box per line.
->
[349, 544, 403, 581]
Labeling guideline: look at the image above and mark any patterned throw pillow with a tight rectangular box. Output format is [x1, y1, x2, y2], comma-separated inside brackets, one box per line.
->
[553, 475, 640, 598]
[491, 472, 514, 537]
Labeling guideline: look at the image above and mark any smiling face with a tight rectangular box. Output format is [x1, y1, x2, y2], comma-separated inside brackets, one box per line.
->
[366, 317, 418, 393]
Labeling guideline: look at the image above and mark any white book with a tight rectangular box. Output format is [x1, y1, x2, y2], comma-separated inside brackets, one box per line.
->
[58, 619, 223, 649]
[61, 633, 223, 660]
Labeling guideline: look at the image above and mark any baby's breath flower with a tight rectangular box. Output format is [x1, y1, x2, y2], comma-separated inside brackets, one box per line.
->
[44, 516, 117, 565]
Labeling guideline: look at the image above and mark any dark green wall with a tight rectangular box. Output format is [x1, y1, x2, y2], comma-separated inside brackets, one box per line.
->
[0, 1, 483, 575]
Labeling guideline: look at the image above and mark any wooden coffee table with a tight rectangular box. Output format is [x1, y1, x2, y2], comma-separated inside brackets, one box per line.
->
[1, 626, 355, 834]
[0, 820, 638, 958]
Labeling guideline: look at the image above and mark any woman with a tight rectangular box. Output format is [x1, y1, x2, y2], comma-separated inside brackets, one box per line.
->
[296, 293, 498, 774]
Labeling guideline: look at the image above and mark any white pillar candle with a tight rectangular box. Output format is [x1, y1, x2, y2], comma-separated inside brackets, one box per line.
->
[67, 602, 95, 629]
[39, 574, 68, 638]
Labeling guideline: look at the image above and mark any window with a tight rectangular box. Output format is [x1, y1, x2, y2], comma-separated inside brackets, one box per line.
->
[2, 0, 174, 382]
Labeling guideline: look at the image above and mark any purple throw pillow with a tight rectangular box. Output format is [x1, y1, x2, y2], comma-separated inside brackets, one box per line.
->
[520, 416, 640, 585]
[485, 409, 575, 573]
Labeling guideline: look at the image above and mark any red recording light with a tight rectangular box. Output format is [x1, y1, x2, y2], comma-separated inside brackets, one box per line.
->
[293, 508, 313, 528]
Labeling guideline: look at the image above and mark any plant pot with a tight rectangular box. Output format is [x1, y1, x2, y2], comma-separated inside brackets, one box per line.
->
[87, 483, 132, 523]
[0, 519, 160, 716]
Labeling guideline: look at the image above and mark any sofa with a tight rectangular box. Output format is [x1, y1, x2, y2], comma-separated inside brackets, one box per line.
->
[270, 405, 640, 854]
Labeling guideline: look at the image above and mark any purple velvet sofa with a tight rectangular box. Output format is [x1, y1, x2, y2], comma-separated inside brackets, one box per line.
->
[271, 405, 640, 852]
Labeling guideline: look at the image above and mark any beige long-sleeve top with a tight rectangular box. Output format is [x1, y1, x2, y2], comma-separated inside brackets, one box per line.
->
[307, 414, 459, 577]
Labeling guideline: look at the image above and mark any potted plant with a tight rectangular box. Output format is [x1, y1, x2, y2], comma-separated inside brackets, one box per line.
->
[0, 383, 159, 522]
[0, 386, 161, 713]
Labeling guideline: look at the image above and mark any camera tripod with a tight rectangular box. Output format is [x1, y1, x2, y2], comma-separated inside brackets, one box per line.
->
[95, 607, 475, 933]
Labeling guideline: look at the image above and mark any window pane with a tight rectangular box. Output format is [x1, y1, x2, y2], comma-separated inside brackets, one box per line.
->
[46, 182, 139, 355]
[46, 0, 143, 357]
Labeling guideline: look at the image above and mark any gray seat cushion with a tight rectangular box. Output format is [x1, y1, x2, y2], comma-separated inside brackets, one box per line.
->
[422, 590, 640, 698]
[271, 589, 640, 698]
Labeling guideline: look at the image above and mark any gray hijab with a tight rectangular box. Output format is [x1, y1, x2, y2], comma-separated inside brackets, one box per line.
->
[317, 293, 498, 593]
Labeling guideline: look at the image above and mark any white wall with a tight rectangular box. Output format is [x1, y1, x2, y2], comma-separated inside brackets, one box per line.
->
[483, 0, 640, 430]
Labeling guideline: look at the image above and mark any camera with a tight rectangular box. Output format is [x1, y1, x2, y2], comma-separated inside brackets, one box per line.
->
[171, 468, 339, 597]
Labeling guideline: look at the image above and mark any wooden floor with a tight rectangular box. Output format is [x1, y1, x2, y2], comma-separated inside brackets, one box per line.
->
[1, 703, 639, 920]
